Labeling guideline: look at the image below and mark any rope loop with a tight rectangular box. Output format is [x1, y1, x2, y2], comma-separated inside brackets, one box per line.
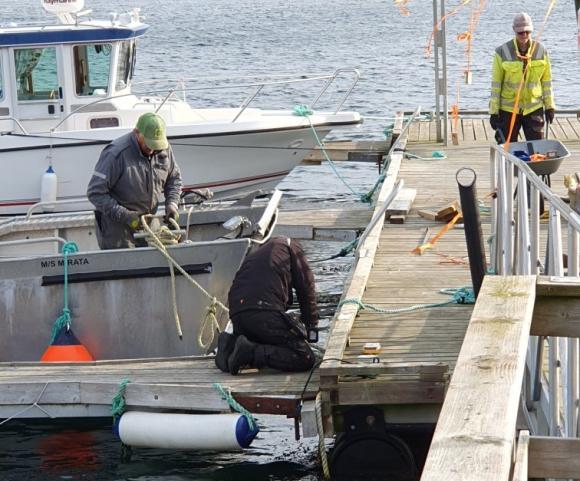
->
[49, 241, 79, 343]
[213, 383, 257, 431]
[338, 286, 475, 315]
[198, 297, 221, 350]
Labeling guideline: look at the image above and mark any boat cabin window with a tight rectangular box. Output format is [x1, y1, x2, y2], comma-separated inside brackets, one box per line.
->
[116, 40, 136, 91]
[14, 47, 58, 101]
[73, 44, 112, 97]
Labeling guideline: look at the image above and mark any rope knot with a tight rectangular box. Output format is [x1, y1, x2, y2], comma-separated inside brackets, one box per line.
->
[61, 242, 79, 255]
[293, 104, 313, 117]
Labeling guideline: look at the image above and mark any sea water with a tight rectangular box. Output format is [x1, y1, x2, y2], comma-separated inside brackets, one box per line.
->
[1, 0, 579, 479]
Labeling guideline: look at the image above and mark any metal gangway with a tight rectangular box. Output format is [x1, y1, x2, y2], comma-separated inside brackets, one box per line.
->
[421, 142, 580, 481]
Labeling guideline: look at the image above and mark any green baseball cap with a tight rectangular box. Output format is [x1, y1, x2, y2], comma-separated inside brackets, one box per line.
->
[136, 112, 169, 151]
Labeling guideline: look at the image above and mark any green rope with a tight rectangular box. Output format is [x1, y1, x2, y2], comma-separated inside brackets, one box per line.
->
[311, 237, 359, 263]
[360, 173, 386, 204]
[213, 382, 257, 431]
[293, 104, 371, 203]
[338, 287, 475, 315]
[111, 378, 131, 421]
[49, 241, 79, 343]
[404, 151, 447, 161]
[383, 123, 394, 138]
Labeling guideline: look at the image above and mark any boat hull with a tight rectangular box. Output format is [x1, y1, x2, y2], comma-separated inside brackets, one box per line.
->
[0, 240, 251, 361]
[0, 124, 335, 214]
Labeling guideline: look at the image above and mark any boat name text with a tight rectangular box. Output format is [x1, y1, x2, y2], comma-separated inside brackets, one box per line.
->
[41, 258, 90, 268]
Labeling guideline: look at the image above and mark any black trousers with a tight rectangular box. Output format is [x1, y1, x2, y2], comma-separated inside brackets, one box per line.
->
[496, 108, 544, 143]
[231, 310, 315, 372]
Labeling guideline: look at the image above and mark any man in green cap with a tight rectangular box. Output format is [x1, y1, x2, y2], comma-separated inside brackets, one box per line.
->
[87, 112, 182, 249]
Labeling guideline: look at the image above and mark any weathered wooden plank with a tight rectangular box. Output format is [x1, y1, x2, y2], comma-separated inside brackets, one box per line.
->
[462, 119, 476, 142]
[338, 380, 446, 405]
[421, 275, 537, 481]
[511, 430, 529, 481]
[532, 296, 580, 337]
[536, 275, 580, 297]
[322, 361, 448, 380]
[528, 435, 580, 479]
[386, 187, 416, 216]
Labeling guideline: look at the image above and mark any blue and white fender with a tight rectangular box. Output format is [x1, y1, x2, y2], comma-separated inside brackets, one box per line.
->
[117, 411, 259, 451]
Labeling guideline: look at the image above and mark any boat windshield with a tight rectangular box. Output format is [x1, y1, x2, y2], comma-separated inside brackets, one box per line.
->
[73, 43, 112, 97]
[115, 39, 136, 92]
[14, 47, 58, 101]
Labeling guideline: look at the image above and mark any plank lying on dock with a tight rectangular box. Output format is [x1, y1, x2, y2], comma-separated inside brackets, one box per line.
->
[276, 208, 372, 240]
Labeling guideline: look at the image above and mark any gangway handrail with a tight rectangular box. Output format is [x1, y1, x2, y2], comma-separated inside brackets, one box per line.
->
[489, 141, 580, 447]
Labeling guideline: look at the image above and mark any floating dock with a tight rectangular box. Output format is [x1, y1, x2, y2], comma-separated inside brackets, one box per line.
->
[4, 111, 580, 480]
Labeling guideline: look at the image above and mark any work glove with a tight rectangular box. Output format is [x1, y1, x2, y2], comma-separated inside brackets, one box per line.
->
[489, 114, 500, 130]
[545, 108, 555, 124]
[125, 211, 142, 231]
[164, 204, 179, 228]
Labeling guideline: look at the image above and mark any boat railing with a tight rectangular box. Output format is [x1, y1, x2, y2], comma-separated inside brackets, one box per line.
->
[489, 143, 580, 441]
[47, 68, 360, 132]
[25, 198, 91, 220]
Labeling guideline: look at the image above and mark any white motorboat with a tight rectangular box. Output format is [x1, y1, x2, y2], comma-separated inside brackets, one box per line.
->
[0, 0, 362, 215]
[0, 189, 281, 361]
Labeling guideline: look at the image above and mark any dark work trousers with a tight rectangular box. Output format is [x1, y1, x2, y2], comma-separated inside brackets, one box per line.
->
[231, 310, 315, 372]
[496, 108, 544, 143]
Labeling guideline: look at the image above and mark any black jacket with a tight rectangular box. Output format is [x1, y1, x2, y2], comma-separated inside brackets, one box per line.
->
[228, 237, 318, 326]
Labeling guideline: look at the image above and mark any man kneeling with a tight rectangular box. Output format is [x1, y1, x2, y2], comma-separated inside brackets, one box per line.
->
[216, 237, 318, 374]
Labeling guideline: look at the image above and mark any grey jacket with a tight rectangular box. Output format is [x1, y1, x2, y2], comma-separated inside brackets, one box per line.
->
[87, 131, 182, 249]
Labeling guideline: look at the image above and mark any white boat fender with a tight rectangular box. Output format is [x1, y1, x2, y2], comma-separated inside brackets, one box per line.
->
[116, 411, 259, 451]
[40, 165, 58, 210]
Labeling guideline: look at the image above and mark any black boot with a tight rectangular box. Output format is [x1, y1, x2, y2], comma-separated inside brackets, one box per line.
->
[215, 331, 236, 373]
[228, 335, 256, 375]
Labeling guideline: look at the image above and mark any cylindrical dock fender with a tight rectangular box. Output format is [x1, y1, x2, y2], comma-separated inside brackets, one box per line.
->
[40, 165, 58, 211]
[117, 412, 259, 451]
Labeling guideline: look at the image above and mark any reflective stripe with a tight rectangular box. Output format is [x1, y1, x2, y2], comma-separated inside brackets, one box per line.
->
[500, 43, 512, 60]
[491, 93, 501, 100]
[542, 81, 552, 88]
[491, 81, 501, 88]
[92, 171, 107, 180]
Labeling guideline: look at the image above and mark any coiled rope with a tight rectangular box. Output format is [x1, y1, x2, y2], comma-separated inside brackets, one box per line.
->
[213, 383, 257, 432]
[338, 287, 475, 315]
[50, 241, 79, 343]
[140, 216, 228, 348]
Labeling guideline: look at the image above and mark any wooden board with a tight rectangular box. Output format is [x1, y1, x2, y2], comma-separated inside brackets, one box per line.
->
[386, 187, 416, 216]
[420, 276, 537, 481]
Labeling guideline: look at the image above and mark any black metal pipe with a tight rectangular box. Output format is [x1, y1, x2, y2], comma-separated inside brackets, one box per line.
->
[456, 167, 487, 297]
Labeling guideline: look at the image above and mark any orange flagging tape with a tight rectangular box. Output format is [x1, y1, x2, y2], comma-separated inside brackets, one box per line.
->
[411, 212, 462, 255]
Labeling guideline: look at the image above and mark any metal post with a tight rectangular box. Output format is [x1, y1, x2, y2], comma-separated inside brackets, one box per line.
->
[440, 0, 448, 145]
[432, 0, 441, 142]
[456, 167, 486, 297]
[432, 0, 449, 144]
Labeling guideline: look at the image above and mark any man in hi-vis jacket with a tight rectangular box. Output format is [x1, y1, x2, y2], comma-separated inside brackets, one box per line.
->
[489, 12, 555, 143]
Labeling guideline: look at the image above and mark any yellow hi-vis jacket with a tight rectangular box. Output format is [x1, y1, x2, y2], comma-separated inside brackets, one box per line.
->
[489, 38, 555, 116]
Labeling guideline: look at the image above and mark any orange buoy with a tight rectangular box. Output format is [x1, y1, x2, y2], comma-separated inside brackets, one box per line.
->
[41, 328, 94, 362]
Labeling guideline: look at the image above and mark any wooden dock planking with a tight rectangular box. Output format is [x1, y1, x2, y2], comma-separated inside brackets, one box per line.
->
[321, 113, 580, 411]
[0, 357, 318, 418]
[406, 115, 580, 144]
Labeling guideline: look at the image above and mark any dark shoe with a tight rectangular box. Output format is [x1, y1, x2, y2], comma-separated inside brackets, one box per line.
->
[228, 335, 256, 375]
[215, 331, 236, 373]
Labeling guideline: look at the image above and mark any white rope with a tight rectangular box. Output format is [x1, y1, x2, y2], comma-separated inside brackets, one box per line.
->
[315, 392, 331, 479]
[0, 382, 54, 426]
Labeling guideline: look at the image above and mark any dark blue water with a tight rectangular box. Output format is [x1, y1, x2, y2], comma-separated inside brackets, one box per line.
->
[1, 0, 579, 479]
